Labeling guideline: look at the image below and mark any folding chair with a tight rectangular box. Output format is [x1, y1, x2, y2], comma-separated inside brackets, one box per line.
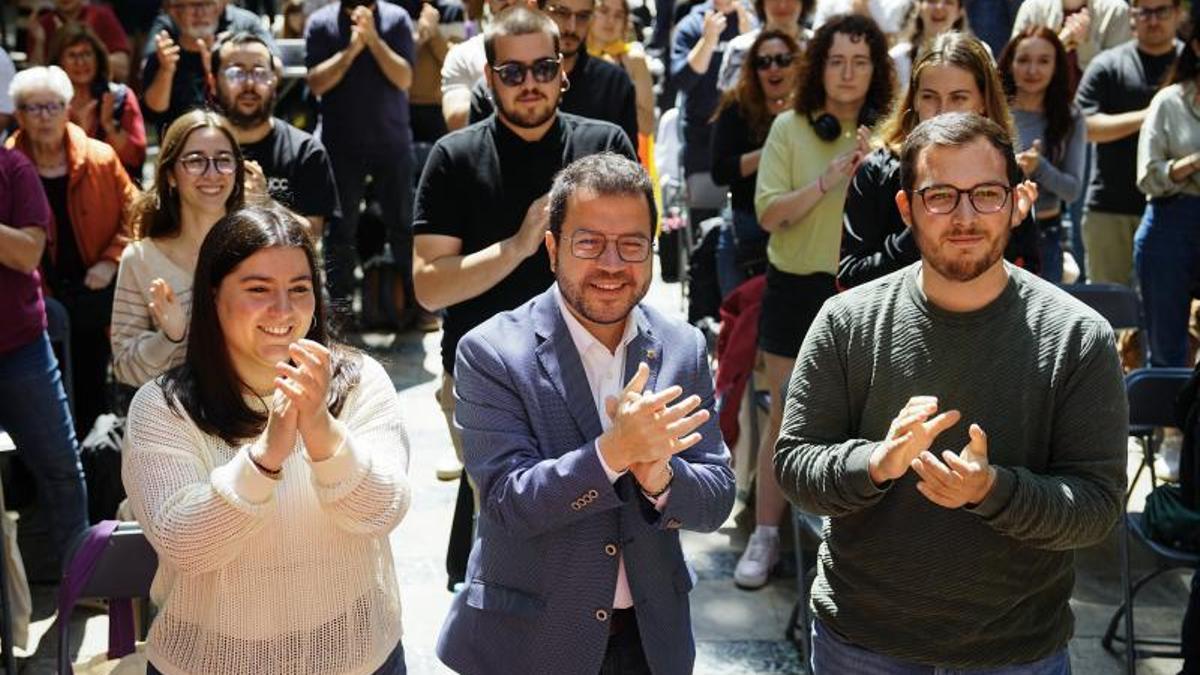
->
[788, 509, 822, 674]
[1058, 283, 1146, 364]
[1101, 512, 1199, 672]
[1124, 368, 1193, 501]
[57, 521, 157, 674]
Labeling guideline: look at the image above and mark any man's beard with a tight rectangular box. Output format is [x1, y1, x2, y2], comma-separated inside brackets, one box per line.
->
[560, 31, 583, 57]
[221, 90, 276, 128]
[494, 87, 559, 129]
[557, 266, 650, 327]
[911, 215, 1010, 283]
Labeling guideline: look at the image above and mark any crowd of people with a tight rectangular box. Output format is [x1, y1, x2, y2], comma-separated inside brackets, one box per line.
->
[0, 0, 1198, 672]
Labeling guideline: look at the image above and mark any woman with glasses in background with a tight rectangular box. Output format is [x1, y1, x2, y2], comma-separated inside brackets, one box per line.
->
[998, 26, 1086, 283]
[111, 110, 250, 389]
[50, 23, 147, 182]
[710, 28, 801, 297]
[8, 65, 137, 436]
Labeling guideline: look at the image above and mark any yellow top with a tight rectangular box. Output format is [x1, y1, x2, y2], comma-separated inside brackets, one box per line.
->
[755, 110, 858, 276]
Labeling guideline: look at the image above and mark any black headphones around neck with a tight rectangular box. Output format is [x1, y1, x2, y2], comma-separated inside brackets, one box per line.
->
[808, 106, 881, 142]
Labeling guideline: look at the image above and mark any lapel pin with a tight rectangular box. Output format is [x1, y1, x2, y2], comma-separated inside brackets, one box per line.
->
[645, 348, 657, 360]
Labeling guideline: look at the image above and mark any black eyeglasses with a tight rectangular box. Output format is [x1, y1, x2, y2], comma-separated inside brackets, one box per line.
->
[1132, 5, 1173, 21]
[912, 183, 1012, 215]
[544, 4, 594, 23]
[178, 152, 238, 176]
[17, 101, 66, 117]
[490, 57, 561, 87]
[566, 230, 652, 262]
[752, 53, 796, 71]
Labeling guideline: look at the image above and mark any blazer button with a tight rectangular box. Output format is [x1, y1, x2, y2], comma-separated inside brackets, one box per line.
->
[604, 543, 618, 556]
[587, 489, 599, 499]
[571, 501, 582, 511]
[595, 608, 609, 622]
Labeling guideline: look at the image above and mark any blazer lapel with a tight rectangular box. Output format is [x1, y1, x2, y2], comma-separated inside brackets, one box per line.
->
[533, 289, 604, 442]
[623, 305, 662, 395]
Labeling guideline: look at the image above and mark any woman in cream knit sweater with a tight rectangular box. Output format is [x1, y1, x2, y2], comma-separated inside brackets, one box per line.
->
[122, 204, 412, 675]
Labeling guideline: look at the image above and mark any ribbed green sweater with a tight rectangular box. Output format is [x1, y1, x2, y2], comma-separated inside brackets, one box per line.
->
[775, 262, 1128, 668]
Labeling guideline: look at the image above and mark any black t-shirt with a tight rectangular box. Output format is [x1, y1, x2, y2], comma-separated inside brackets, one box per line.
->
[468, 50, 639, 150]
[1075, 40, 1182, 215]
[710, 103, 763, 215]
[413, 112, 636, 374]
[39, 175, 87, 291]
[240, 119, 342, 221]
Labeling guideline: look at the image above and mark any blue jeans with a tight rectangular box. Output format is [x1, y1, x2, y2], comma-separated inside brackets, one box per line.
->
[1133, 195, 1200, 366]
[811, 620, 1071, 675]
[1037, 214, 1064, 284]
[716, 208, 768, 299]
[146, 640, 405, 674]
[0, 332, 88, 558]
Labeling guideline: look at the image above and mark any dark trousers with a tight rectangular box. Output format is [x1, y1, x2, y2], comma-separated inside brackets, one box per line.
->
[324, 145, 416, 317]
[57, 282, 115, 435]
[0, 332, 88, 558]
[1183, 569, 1200, 675]
[598, 608, 652, 675]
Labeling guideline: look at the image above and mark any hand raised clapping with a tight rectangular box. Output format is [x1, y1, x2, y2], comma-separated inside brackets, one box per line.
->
[911, 423, 997, 508]
[598, 362, 710, 472]
[148, 278, 187, 342]
[868, 396, 960, 485]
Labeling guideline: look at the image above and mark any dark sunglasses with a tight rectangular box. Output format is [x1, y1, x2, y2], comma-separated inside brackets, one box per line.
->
[752, 53, 796, 71]
[490, 57, 561, 87]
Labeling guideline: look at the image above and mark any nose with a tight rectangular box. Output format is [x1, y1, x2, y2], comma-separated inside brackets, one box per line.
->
[596, 242, 624, 268]
[270, 288, 293, 314]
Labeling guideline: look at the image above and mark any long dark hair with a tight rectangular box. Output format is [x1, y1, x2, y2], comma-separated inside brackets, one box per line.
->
[133, 110, 246, 240]
[162, 204, 361, 445]
[1167, 30, 1199, 86]
[713, 29, 801, 142]
[998, 26, 1075, 163]
[794, 13, 894, 125]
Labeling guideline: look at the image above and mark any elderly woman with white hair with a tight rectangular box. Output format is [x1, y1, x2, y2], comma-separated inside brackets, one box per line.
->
[7, 65, 138, 435]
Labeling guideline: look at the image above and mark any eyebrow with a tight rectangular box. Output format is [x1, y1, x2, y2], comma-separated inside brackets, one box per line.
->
[238, 274, 313, 283]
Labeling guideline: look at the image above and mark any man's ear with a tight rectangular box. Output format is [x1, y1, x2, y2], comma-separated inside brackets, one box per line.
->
[895, 189, 914, 229]
[545, 230, 557, 273]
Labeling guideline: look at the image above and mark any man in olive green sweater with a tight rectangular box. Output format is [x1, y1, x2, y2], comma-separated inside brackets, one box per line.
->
[775, 113, 1128, 672]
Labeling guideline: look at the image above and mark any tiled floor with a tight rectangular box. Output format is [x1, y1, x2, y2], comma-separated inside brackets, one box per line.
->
[18, 272, 1192, 674]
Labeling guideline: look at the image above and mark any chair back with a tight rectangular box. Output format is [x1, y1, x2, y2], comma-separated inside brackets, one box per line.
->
[57, 522, 157, 674]
[1059, 284, 1142, 330]
[1126, 368, 1194, 430]
[277, 38, 306, 69]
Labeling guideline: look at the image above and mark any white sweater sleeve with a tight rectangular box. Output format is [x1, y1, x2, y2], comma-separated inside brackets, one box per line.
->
[122, 383, 280, 576]
[110, 248, 185, 387]
[304, 356, 412, 537]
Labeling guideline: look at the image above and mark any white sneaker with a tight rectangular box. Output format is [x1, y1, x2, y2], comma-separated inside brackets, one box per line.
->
[734, 529, 780, 590]
[1154, 430, 1182, 483]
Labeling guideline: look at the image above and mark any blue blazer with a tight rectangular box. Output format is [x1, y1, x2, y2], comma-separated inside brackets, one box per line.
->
[436, 287, 736, 675]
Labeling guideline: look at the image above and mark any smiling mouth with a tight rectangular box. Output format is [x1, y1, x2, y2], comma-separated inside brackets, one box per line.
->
[195, 184, 226, 196]
[259, 324, 293, 337]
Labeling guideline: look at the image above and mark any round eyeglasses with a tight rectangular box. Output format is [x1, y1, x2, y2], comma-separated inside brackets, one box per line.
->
[178, 152, 238, 176]
[913, 183, 1012, 215]
[566, 230, 652, 263]
[222, 66, 276, 87]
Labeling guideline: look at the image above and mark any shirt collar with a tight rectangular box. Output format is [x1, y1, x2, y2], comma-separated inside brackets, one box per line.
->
[553, 284, 638, 358]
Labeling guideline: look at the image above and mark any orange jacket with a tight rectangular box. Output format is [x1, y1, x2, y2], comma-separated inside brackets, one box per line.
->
[7, 122, 136, 267]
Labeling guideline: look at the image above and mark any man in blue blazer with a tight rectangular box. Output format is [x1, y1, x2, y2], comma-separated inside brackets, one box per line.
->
[436, 153, 736, 675]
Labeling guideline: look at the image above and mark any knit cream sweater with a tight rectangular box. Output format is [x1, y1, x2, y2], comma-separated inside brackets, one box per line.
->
[122, 354, 411, 675]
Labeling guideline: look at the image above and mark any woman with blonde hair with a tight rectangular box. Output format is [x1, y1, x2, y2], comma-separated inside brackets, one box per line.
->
[110, 109, 248, 388]
[838, 31, 1039, 288]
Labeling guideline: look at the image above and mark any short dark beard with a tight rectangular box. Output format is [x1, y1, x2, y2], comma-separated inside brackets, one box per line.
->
[910, 207, 1012, 283]
[220, 90, 275, 129]
[494, 87, 559, 129]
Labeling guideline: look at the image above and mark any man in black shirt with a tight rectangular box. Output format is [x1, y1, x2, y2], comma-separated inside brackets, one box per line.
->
[413, 6, 635, 590]
[214, 32, 341, 237]
[142, 0, 276, 132]
[1075, 0, 1183, 286]
[466, 0, 639, 146]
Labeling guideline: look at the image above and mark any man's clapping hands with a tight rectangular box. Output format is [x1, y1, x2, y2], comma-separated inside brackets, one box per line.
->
[868, 396, 996, 508]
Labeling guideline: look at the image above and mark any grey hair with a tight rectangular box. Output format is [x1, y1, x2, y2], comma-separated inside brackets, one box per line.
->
[484, 6, 560, 65]
[548, 152, 656, 238]
[9, 65, 74, 107]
